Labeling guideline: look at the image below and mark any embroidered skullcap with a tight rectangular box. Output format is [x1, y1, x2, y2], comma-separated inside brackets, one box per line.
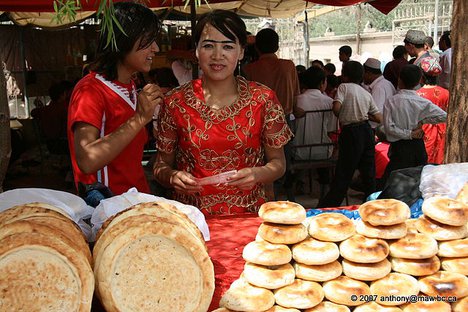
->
[364, 58, 381, 70]
[419, 56, 442, 77]
[405, 30, 426, 45]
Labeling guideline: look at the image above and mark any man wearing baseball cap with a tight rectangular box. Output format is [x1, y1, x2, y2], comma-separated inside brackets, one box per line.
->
[404, 29, 431, 66]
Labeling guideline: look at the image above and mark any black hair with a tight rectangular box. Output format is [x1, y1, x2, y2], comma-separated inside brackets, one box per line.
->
[324, 63, 336, 75]
[424, 36, 434, 48]
[301, 66, 326, 89]
[49, 80, 74, 101]
[193, 9, 247, 48]
[89, 2, 161, 81]
[326, 74, 339, 89]
[421, 72, 438, 86]
[342, 61, 363, 84]
[399, 64, 422, 89]
[393, 45, 407, 59]
[296, 65, 306, 74]
[311, 59, 324, 68]
[255, 28, 279, 54]
[364, 65, 382, 75]
[440, 31, 451, 48]
[404, 39, 425, 50]
[339, 45, 352, 57]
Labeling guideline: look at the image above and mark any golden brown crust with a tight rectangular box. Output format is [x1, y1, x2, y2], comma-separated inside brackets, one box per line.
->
[258, 201, 306, 225]
[455, 182, 468, 205]
[370, 273, 420, 306]
[440, 257, 468, 275]
[258, 222, 308, 245]
[322, 276, 370, 306]
[401, 301, 451, 312]
[359, 199, 410, 226]
[339, 234, 389, 263]
[389, 233, 438, 259]
[452, 296, 468, 312]
[390, 256, 440, 276]
[219, 278, 275, 311]
[292, 238, 340, 265]
[354, 302, 403, 312]
[293, 261, 342, 282]
[356, 220, 407, 239]
[242, 240, 292, 266]
[274, 279, 324, 310]
[342, 258, 392, 281]
[422, 197, 468, 226]
[418, 271, 468, 298]
[243, 262, 295, 289]
[304, 301, 351, 312]
[416, 215, 467, 241]
[308, 213, 355, 242]
[438, 238, 468, 257]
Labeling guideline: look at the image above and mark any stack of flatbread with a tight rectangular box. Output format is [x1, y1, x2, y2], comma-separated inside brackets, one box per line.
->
[93, 201, 214, 312]
[0, 202, 94, 311]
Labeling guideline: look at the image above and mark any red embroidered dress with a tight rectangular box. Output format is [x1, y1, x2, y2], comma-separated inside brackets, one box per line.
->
[156, 76, 292, 215]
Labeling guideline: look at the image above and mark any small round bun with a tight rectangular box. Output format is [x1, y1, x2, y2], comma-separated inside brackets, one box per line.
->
[259, 201, 306, 224]
[242, 241, 292, 266]
[405, 219, 419, 234]
[401, 300, 451, 312]
[322, 276, 370, 306]
[342, 258, 391, 281]
[308, 213, 355, 242]
[389, 233, 438, 259]
[274, 279, 324, 309]
[354, 302, 403, 312]
[438, 238, 468, 257]
[356, 219, 407, 239]
[293, 261, 342, 282]
[264, 306, 301, 312]
[304, 301, 351, 312]
[418, 271, 468, 298]
[455, 182, 468, 205]
[390, 256, 440, 276]
[258, 222, 308, 245]
[339, 234, 389, 263]
[292, 238, 340, 265]
[219, 278, 275, 312]
[359, 199, 410, 226]
[422, 197, 468, 226]
[370, 273, 420, 306]
[243, 262, 295, 289]
[452, 296, 468, 312]
[415, 215, 467, 241]
[441, 257, 468, 275]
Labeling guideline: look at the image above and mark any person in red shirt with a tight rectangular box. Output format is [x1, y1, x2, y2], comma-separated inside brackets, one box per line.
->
[67, 2, 164, 202]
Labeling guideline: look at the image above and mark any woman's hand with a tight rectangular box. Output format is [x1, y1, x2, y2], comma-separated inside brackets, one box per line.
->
[137, 83, 164, 124]
[227, 168, 259, 190]
[170, 170, 203, 194]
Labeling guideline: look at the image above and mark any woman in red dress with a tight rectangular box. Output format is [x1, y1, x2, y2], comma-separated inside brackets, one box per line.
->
[153, 10, 292, 215]
[416, 56, 449, 164]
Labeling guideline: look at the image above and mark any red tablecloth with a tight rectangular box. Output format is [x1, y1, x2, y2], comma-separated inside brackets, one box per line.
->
[206, 207, 359, 311]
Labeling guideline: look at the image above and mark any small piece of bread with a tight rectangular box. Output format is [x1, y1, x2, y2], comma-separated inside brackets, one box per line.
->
[422, 197, 468, 226]
[389, 233, 438, 259]
[440, 257, 468, 275]
[292, 238, 340, 265]
[258, 222, 308, 245]
[438, 238, 468, 257]
[304, 301, 351, 312]
[415, 215, 467, 241]
[322, 276, 370, 306]
[339, 234, 389, 263]
[342, 258, 391, 281]
[274, 279, 324, 310]
[219, 278, 275, 312]
[258, 201, 306, 225]
[418, 271, 468, 298]
[356, 219, 407, 239]
[390, 256, 440, 276]
[308, 213, 355, 242]
[370, 273, 420, 306]
[243, 262, 295, 289]
[359, 199, 410, 226]
[242, 240, 292, 266]
[293, 261, 342, 282]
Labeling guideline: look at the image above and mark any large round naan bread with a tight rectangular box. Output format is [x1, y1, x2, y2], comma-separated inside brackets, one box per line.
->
[94, 211, 214, 312]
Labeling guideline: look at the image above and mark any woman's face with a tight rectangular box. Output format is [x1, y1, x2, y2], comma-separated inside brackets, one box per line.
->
[122, 38, 159, 74]
[196, 23, 244, 82]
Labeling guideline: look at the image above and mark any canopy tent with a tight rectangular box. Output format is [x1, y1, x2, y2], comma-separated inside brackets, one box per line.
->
[0, 0, 402, 27]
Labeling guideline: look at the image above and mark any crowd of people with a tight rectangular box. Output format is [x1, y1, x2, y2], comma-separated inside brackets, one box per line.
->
[35, 2, 451, 215]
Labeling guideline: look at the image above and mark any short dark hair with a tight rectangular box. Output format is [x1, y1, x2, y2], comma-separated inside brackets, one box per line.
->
[424, 36, 434, 48]
[399, 64, 422, 89]
[90, 2, 161, 81]
[255, 28, 279, 53]
[440, 31, 451, 48]
[342, 61, 363, 83]
[311, 59, 324, 68]
[327, 74, 339, 89]
[393, 45, 407, 59]
[324, 63, 336, 75]
[301, 66, 326, 89]
[194, 10, 247, 48]
[339, 45, 352, 57]
[364, 65, 382, 75]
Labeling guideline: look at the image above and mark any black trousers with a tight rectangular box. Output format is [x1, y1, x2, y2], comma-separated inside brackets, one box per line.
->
[379, 139, 427, 189]
[317, 122, 375, 208]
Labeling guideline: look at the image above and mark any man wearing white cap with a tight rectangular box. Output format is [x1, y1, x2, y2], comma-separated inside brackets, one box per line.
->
[363, 58, 396, 129]
[404, 29, 430, 66]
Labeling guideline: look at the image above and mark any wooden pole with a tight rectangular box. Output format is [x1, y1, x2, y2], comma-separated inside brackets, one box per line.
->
[444, 0, 468, 163]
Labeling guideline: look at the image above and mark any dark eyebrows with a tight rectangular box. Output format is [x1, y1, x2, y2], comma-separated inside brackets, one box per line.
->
[202, 39, 235, 44]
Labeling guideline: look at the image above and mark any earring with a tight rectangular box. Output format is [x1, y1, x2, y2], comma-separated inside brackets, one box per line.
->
[237, 60, 241, 75]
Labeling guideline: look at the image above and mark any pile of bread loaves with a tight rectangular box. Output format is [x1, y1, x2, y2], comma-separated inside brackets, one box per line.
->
[0, 201, 214, 312]
[0, 203, 94, 311]
[216, 190, 468, 312]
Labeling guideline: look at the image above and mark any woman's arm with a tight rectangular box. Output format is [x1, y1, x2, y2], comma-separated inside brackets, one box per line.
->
[227, 146, 286, 190]
[74, 84, 162, 174]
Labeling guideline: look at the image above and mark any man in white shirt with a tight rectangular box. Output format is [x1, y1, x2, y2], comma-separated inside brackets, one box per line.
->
[363, 58, 396, 129]
[438, 31, 452, 89]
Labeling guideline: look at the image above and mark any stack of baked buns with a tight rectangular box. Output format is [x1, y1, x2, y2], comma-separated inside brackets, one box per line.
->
[93, 201, 214, 312]
[0, 202, 94, 311]
[217, 194, 468, 312]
